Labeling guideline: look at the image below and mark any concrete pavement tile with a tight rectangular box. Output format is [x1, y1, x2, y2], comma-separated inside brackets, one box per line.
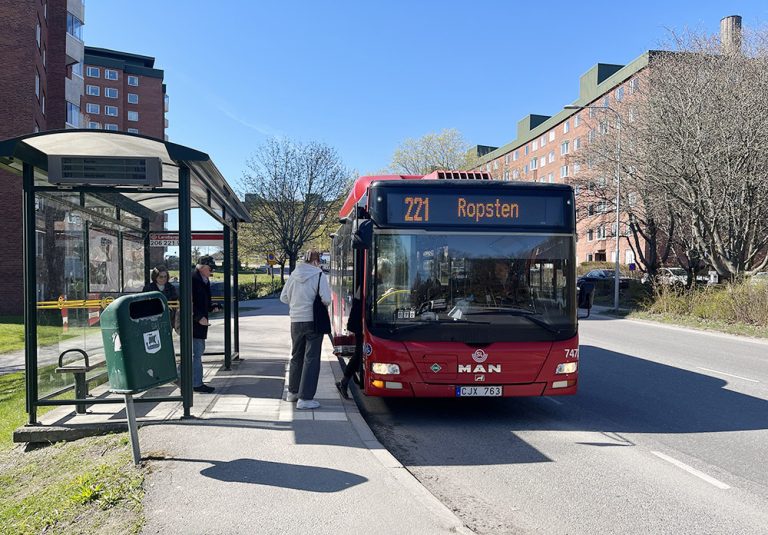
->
[312, 412, 348, 421]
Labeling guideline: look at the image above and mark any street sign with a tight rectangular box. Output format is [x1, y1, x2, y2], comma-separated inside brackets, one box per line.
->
[149, 231, 224, 247]
[266, 252, 277, 266]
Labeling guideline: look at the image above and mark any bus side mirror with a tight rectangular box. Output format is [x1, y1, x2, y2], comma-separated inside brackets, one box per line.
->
[353, 220, 373, 250]
[578, 282, 595, 318]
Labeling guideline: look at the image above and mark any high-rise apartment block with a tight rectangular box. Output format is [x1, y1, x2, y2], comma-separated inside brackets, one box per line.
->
[0, 0, 86, 315]
[82, 47, 168, 139]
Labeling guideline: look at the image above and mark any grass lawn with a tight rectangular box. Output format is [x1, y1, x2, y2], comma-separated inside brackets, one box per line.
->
[626, 310, 768, 339]
[0, 317, 79, 355]
[0, 371, 146, 534]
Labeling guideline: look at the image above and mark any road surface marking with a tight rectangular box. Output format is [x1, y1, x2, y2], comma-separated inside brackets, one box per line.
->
[651, 451, 731, 489]
[696, 367, 759, 383]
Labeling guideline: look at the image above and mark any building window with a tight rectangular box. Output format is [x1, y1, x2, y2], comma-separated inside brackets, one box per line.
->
[524, 164, 529, 174]
[105, 106, 118, 116]
[629, 77, 639, 94]
[548, 150, 554, 163]
[36, 20, 41, 48]
[504, 154, 509, 165]
[628, 192, 637, 207]
[66, 102, 80, 127]
[615, 86, 625, 102]
[512, 169, 520, 179]
[513, 150, 519, 161]
[105, 69, 119, 81]
[127, 128, 139, 134]
[127, 75, 139, 86]
[41, 93, 45, 115]
[540, 135, 546, 147]
[574, 137, 581, 151]
[104, 123, 118, 131]
[587, 229, 594, 241]
[574, 113, 581, 127]
[587, 253, 594, 262]
[71, 62, 83, 77]
[588, 129, 596, 143]
[503, 170, 509, 181]
[530, 158, 538, 170]
[35, 71, 40, 98]
[603, 96, 610, 107]
[560, 165, 568, 178]
[597, 225, 606, 240]
[628, 107, 635, 123]
[105, 87, 118, 99]
[539, 157, 545, 168]
[86, 103, 99, 114]
[598, 201, 607, 213]
[42, 47, 46, 68]
[524, 145, 529, 156]
[533, 139, 538, 151]
[573, 162, 581, 174]
[86, 85, 100, 96]
[548, 173, 554, 183]
[549, 131, 555, 142]
[588, 204, 595, 216]
[127, 93, 139, 104]
[66, 12, 83, 40]
[563, 120, 570, 134]
[86, 66, 100, 78]
[560, 141, 569, 155]
[88, 121, 101, 129]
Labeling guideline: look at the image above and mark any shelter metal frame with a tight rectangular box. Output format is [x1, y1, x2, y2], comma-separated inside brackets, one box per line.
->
[0, 130, 251, 424]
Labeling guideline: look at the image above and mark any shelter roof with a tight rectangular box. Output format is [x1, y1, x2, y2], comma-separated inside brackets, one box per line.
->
[0, 130, 251, 224]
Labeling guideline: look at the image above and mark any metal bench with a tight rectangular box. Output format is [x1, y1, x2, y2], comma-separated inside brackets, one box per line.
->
[55, 349, 106, 414]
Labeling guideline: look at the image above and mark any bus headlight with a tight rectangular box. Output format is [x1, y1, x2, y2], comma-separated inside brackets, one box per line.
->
[556, 362, 578, 374]
[371, 363, 401, 375]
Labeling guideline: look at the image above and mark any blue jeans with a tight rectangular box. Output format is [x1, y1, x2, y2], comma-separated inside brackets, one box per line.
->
[193, 338, 206, 387]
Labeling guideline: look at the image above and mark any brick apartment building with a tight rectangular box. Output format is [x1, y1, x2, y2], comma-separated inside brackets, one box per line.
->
[471, 16, 744, 268]
[0, 0, 86, 315]
[470, 56, 646, 267]
[82, 46, 168, 139]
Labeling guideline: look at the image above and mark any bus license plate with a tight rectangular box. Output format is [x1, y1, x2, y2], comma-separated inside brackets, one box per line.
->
[456, 386, 502, 397]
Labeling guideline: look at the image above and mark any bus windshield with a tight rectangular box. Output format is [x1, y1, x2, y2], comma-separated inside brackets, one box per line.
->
[370, 232, 576, 342]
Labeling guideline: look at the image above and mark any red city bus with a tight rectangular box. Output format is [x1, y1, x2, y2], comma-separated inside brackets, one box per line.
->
[330, 171, 580, 398]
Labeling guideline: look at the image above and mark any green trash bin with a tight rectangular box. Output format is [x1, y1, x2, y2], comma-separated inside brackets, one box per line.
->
[100, 291, 177, 394]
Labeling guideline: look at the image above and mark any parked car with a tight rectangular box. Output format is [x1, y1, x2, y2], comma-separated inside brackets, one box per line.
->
[750, 272, 768, 286]
[642, 267, 688, 286]
[577, 269, 630, 289]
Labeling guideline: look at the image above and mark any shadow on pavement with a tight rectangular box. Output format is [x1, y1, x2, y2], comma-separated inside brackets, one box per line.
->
[148, 456, 368, 492]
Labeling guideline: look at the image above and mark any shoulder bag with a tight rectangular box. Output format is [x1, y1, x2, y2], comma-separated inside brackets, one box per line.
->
[313, 273, 332, 334]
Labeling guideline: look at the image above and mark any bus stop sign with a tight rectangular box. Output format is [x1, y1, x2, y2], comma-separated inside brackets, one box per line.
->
[267, 253, 277, 266]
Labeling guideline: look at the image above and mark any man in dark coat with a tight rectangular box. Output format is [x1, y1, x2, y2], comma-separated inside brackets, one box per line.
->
[192, 255, 219, 393]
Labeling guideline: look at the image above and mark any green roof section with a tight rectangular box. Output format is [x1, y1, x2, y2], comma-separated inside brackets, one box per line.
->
[473, 51, 653, 168]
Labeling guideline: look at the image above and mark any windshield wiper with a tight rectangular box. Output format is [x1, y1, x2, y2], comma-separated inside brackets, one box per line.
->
[383, 318, 491, 333]
[467, 308, 562, 334]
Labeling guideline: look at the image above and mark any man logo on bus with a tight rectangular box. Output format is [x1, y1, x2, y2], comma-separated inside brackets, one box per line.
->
[472, 349, 488, 363]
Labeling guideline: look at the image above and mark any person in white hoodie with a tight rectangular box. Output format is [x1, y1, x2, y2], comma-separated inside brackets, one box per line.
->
[280, 250, 331, 410]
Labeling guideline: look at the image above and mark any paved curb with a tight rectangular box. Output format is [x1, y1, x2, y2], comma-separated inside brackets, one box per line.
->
[325, 351, 475, 535]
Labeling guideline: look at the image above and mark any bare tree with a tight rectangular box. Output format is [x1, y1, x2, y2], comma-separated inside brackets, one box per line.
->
[573, 25, 768, 280]
[240, 138, 350, 279]
[388, 128, 475, 174]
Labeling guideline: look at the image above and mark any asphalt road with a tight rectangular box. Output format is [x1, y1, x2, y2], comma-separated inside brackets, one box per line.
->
[354, 315, 768, 534]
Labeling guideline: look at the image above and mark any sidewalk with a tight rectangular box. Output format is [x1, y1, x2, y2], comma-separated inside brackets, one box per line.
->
[138, 298, 471, 535]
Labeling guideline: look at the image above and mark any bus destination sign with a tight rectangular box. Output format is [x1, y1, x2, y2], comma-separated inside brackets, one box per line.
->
[384, 191, 567, 228]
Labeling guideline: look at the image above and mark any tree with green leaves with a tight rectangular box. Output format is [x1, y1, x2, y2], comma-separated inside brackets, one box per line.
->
[388, 128, 477, 174]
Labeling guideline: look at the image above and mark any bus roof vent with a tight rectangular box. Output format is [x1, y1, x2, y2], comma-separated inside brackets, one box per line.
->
[423, 170, 492, 180]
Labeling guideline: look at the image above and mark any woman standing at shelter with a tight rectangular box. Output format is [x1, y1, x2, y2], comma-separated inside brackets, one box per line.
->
[280, 250, 331, 410]
[143, 265, 179, 328]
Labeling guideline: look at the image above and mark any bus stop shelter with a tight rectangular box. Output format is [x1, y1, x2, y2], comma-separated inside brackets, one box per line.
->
[0, 130, 252, 424]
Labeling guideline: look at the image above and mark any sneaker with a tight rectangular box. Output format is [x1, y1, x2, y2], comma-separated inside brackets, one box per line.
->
[193, 384, 215, 394]
[335, 380, 350, 400]
[286, 392, 299, 402]
[296, 399, 320, 410]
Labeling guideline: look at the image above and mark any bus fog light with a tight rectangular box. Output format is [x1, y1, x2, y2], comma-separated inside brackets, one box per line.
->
[556, 362, 578, 374]
[552, 380, 569, 388]
[372, 363, 401, 375]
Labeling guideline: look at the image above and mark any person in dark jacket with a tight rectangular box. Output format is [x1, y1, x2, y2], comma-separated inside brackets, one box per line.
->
[143, 265, 179, 328]
[191, 255, 220, 393]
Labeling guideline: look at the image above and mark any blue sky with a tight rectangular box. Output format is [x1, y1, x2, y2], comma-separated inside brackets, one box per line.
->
[85, 0, 767, 212]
